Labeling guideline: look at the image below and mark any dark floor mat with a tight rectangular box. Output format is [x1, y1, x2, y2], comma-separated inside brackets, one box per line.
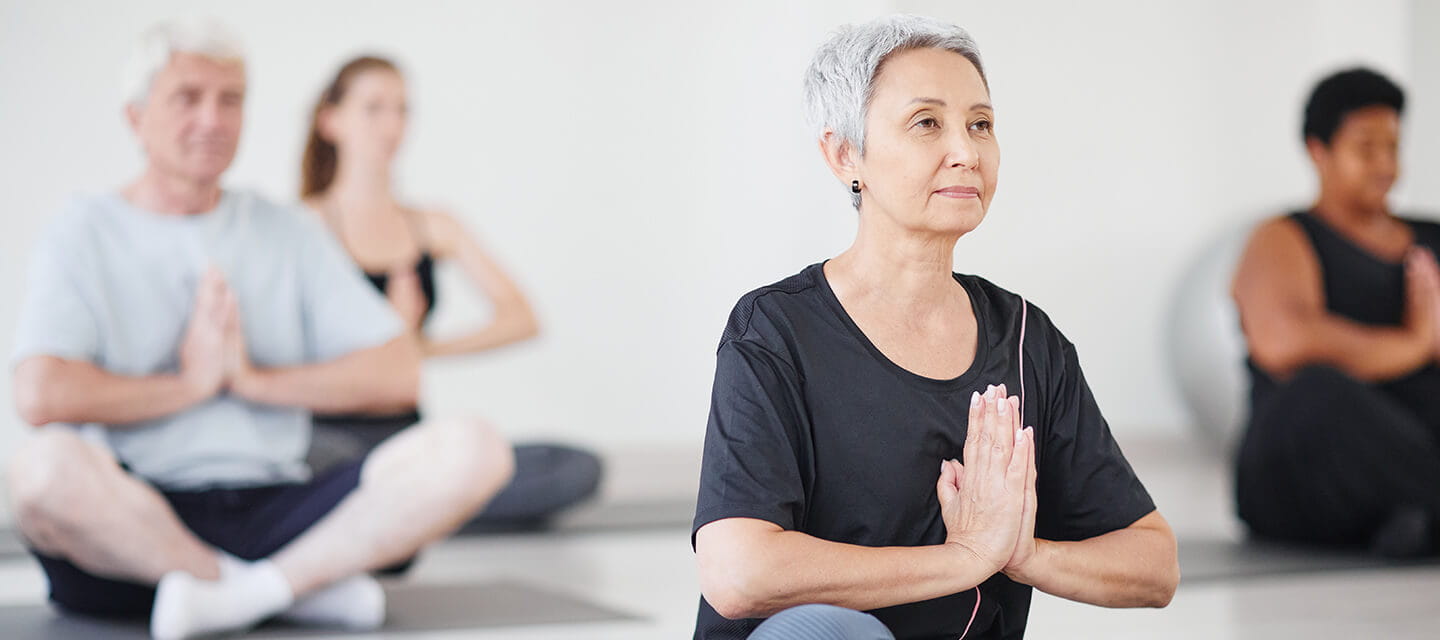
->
[1179, 537, 1440, 583]
[0, 579, 641, 638]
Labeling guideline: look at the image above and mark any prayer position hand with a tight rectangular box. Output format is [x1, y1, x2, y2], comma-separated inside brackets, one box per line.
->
[216, 276, 255, 391]
[1001, 424, 1038, 581]
[1407, 247, 1440, 360]
[937, 384, 1032, 573]
[386, 268, 428, 331]
[179, 267, 230, 400]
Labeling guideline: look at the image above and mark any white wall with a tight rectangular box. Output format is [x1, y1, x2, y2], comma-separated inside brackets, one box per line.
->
[1411, 0, 1440, 210]
[0, 1, 1434, 492]
[902, 0, 1433, 438]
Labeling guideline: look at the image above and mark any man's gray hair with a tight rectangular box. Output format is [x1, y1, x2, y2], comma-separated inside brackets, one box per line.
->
[121, 16, 245, 107]
[803, 14, 986, 207]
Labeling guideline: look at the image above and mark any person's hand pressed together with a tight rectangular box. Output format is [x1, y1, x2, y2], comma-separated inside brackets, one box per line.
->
[937, 384, 1035, 574]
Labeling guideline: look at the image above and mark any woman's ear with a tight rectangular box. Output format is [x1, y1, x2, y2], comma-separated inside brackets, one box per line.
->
[1304, 136, 1328, 172]
[316, 105, 339, 144]
[818, 129, 860, 188]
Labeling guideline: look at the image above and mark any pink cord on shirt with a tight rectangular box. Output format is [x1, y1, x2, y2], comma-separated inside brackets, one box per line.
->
[957, 586, 981, 639]
[1017, 296, 1027, 428]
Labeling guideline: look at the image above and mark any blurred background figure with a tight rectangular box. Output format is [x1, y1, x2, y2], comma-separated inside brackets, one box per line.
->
[6, 19, 514, 639]
[299, 55, 602, 532]
[1231, 68, 1440, 557]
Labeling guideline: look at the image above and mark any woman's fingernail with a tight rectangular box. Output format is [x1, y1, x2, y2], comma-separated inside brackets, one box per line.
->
[1016, 428, 1024, 443]
[998, 397, 1008, 415]
[971, 391, 981, 407]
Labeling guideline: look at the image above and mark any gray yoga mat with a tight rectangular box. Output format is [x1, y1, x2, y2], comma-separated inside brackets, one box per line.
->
[0, 579, 640, 638]
[1179, 537, 1440, 583]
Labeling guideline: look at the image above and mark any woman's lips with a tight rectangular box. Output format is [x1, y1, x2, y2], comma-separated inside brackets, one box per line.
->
[935, 186, 980, 199]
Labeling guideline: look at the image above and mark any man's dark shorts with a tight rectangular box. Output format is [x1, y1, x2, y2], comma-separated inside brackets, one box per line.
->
[30, 458, 366, 618]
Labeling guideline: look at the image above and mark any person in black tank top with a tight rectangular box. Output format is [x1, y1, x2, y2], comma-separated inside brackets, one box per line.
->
[1232, 68, 1440, 557]
[300, 56, 602, 540]
[310, 205, 435, 435]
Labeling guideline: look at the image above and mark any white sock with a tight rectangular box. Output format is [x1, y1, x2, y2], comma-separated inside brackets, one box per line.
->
[278, 573, 386, 630]
[150, 555, 294, 640]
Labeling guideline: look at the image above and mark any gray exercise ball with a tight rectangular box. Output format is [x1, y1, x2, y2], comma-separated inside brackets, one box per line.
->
[1165, 226, 1251, 449]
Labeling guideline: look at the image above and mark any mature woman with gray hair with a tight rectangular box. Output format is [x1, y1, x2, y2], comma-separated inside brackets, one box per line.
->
[692, 15, 1178, 639]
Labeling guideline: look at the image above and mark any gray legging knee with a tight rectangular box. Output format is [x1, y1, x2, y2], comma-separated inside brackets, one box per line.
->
[749, 604, 894, 640]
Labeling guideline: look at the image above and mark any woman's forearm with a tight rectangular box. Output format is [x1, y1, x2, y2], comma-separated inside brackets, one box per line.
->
[423, 308, 538, 357]
[1289, 317, 1428, 382]
[697, 520, 998, 620]
[1004, 514, 1178, 608]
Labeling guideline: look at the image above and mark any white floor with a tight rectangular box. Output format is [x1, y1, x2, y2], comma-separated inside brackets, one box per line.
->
[2, 434, 1439, 639]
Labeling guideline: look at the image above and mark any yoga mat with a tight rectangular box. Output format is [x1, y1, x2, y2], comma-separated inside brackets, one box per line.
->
[1179, 537, 1440, 583]
[0, 579, 641, 638]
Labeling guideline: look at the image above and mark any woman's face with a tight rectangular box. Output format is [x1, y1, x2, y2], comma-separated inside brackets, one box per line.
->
[1309, 105, 1400, 212]
[323, 68, 409, 166]
[849, 47, 999, 236]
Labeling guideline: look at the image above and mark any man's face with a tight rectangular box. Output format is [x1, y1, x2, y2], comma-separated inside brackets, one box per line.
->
[1310, 105, 1400, 212]
[126, 53, 246, 186]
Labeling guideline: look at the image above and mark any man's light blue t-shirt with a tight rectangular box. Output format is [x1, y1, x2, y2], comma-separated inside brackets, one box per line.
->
[12, 190, 403, 490]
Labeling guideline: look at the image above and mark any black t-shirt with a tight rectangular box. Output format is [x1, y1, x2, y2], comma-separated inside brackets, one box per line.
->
[692, 263, 1156, 640]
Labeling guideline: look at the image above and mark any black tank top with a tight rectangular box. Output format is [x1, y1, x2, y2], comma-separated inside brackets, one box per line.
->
[363, 254, 438, 324]
[1246, 211, 1440, 410]
[313, 207, 438, 428]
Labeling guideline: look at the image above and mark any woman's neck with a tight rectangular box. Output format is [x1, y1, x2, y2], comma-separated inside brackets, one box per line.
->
[324, 159, 396, 217]
[827, 210, 963, 312]
[1311, 187, 1390, 230]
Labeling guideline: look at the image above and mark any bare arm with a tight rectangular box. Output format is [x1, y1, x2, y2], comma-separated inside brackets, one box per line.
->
[420, 211, 539, 357]
[1232, 217, 1436, 381]
[12, 356, 209, 427]
[230, 335, 420, 414]
[695, 518, 997, 619]
[1006, 511, 1178, 608]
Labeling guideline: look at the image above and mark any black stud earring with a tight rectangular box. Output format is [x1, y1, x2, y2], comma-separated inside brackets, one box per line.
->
[851, 180, 861, 194]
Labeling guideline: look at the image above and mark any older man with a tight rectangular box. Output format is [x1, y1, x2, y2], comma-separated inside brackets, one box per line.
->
[7, 18, 513, 639]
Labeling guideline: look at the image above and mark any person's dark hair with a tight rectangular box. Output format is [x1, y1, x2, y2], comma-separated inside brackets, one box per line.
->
[1302, 67, 1404, 146]
[301, 55, 401, 198]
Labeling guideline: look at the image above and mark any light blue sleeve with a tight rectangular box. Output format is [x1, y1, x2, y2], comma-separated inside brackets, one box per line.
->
[291, 210, 404, 362]
[11, 208, 103, 366]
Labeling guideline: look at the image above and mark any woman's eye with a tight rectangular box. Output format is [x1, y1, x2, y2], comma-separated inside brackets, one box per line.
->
[915, 117, 939, 129]
[970, 119, 992, 133]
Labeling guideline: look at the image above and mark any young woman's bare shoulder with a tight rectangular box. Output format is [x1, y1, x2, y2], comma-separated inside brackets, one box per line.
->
[412, 207, 470, 257]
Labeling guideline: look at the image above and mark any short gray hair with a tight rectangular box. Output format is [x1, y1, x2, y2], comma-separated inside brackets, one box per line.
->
[121, 17, 245, 107]
[803, 15, 986, 207]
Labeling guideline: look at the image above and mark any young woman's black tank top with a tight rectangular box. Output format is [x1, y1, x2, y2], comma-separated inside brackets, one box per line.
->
[1245, 211, 1440, 411]
[313, 210, 438, 429]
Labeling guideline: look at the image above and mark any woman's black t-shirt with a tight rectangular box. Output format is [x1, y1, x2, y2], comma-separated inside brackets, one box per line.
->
[692, 263, 1156, 640]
